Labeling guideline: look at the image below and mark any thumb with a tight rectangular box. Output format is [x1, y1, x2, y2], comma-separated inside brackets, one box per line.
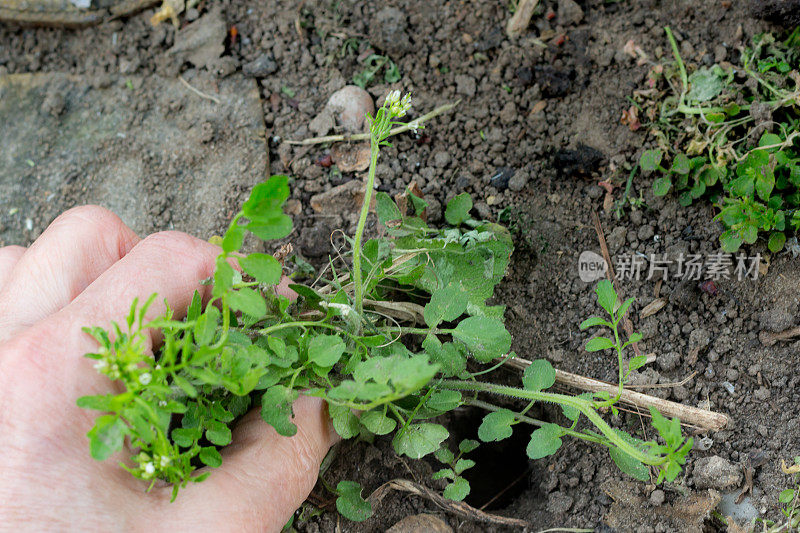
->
[170, 396, 339, 532]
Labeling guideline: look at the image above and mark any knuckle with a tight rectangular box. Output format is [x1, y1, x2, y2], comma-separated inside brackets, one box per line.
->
[138, 231, 204, 259]
[50, 205, 136, 258]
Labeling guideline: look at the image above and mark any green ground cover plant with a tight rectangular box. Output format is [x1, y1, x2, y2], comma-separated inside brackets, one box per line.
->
[635, 27, 800, 252]
[78, 92, 692, 522]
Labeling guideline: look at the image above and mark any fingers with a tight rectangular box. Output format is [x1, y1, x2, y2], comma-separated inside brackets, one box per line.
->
[0, 206, 140, 343]
[173, 396, 338, 532]
[0, 245, 26, 291]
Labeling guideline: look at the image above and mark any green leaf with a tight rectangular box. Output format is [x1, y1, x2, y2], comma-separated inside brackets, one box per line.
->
[260, 385, 298, 437]
[445, 193, 473, 225]
[452, 316, 512, 363]
[609, 446, 650, 481]
[425, 390, 462, 412]
[228, 287, 267, 317]
[308, 335, 346, 368]
[686, 66, 725, 103]
[173, 374, 198, 398]
[360, 411, 397, 435]
[585, 337, 614, 352]
[424, 284, 468, 327]
[652, 176, 672, 196]
[376, 191, 402, 226]
[443, 477, 470, 501]
[239, 253, 281, 285]
[639, 149, 663, 172]
[246, 215, 293, 241]
[222, 225, 245, 253]
[205, 421, 232, 446]
[423, 336, 467, 377]
[393, 423, 449, 459]
[595, 280, 617, 315]
[199, 446, 223, 468]
[719, 230, 743, 253]
[779, 489, 796, 504]
[213, 258, 235, 298]
[187, 290, 202, 322]
[522, 359, 555, 392]
[628, 355, 649, 371]
[434, 447, 455, 464]
[768, 232, 786, 252]
[242, 175, 290, 220]
[579, 316, 607, 330]
[432, 467, 455, 480]
[194, 306, 219, 346]
[526, 423, 562, 460]
[478, 409, 516, 442]
[459, 439, 480, 454]
[336, 481, 372, 522]
[87, 415, 128, 461]
[454, 458, 476, 474]
[171, 427, 201, 447]
[755, 165, 775, 201]
[671, 154, 691, 175]
[329, 404, 360, 439]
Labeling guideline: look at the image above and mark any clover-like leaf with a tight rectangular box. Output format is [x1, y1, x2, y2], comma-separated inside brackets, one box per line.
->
[87, 415, 128, 461]
[392, 423, 449, 459]
[205, 420, 232, 446]
[453, 316, 512, 363]
[336, 481, 372, 522]
[445, 193, 473, 225]
[199, 446, 222, 468]
[640, 149, 663, 172]
[522, 359, 555, 392]
[228, 288, 267, 318]
[478, 409, 516, 442]
[628, 355, 649, 372]
[459, 439, 480, 454]
[443, 477, 470, 501]
[308, 335, 346, 368]
[424, 284, 468, 327]
[526, 423, 562, 460]
[361, 411, 397, 435]
[238, 253, 281, 285]
[260, 385, 298, 437]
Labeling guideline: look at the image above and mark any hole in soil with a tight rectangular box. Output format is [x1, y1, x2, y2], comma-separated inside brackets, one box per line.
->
[449, 406, 532, 510]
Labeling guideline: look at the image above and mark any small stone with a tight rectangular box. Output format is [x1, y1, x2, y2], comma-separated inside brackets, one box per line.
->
[433, 151, 451, 168]
[650, 489, 666, 506]
[308, 109, 335, 136]
[243, 54, 278, 77]
[754, 387, 771, 401]
[558, 0, 584, 25]
[326, 85, 374, 133]
[759, 307, 794, 332]
[508, 168, 529, 192]
[369, 7, 412, 56]
[658, 351, 680, 372]
[455, 74, 477, 97]
[688, 328, 711, 352]
[693, 456, 742, 490]
[586, 185, 603, 199]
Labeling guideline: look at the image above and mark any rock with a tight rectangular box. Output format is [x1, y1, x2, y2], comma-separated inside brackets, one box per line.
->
[168, 9, 226, 70]
[455, 74, 477, 97]
[326, 85, 374, 133]
[547, 491, 574, 514]
[308, 109, 335, 136]
[508, 168, 529, 192]
[369, 7, 412, 56]
[310, 179, 371, 214]
[242, 54, 277, 77]
[649, 489, 666, 506]
[330, 142, 371, 172]
[558, 0, 584, 25]
[491, 167, 514, 190]
[657, 351, 681, 372]
[688, 328, 711, 353]
[433, 151, 451, 168]
[386, 514, 452, 533]
[693, 456, 742, 490]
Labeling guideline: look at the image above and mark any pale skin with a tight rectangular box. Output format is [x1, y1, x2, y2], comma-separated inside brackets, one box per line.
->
[0, 205, 337, 532]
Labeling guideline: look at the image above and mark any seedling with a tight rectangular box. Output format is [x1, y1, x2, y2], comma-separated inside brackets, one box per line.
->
[634, 26, 800, 252]
[353, 54, 400, 88]
[78, 92, 692, 521]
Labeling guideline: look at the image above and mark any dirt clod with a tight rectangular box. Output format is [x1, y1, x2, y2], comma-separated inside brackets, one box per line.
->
[693, 456, 742, 490]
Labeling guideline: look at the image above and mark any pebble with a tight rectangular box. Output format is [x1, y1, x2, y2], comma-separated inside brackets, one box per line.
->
[558, 0, 584, 25]
[546, 491, 574, 514]
[433, 151, 451, 168]
[455, 74, 477, 97]
[310, 85, 374, 136]
[386, 514, 452, 533]
[657, 351, 680, 372]
[508, 168, 529, 192]
[650, 489, 666, 506]
[693, 456, 742, 490]
[243, 54, 278, 77]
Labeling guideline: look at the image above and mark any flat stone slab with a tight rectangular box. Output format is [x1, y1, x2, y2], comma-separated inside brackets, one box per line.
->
[0, 72, 267, 246]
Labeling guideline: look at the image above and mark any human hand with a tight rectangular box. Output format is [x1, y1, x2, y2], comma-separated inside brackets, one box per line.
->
[0, 206, 337, 532]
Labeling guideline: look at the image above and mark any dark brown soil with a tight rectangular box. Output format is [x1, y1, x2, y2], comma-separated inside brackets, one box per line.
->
[2, 1, 800, 531]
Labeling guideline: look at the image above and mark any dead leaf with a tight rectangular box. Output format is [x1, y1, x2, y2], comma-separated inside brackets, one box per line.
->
[640, 297, 667, 318]
[506, 0, 540, 39]
[394, 181, 427, 221]
[621, 105, 641, 131]
[310, 179, 373, 214]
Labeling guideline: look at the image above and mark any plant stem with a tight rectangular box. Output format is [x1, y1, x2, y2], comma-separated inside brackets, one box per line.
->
[665, 26, 687, 95]
[352, 141, 380, 322]
[440, 379, 665, 466]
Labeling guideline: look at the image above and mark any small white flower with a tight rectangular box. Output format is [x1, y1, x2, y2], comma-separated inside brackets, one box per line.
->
[158, 400, 167, 407]
[326, 302, 352, 316]
[138, 372, 152, 385]
[93, 360, 108, 370]
[143, 462, 155, 475]
[160, 456, 171, 467]
[385, 90, 401, 107]
[408, 120, 421, 134]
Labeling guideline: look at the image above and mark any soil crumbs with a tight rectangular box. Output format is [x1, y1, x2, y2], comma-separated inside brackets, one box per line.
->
[2, 0, 800, 531]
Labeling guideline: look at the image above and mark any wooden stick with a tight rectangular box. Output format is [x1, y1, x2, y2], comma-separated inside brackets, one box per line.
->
[285, 100, 460, 145]
[759, 325, 800, 346]
[505, 356, 730, 431]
